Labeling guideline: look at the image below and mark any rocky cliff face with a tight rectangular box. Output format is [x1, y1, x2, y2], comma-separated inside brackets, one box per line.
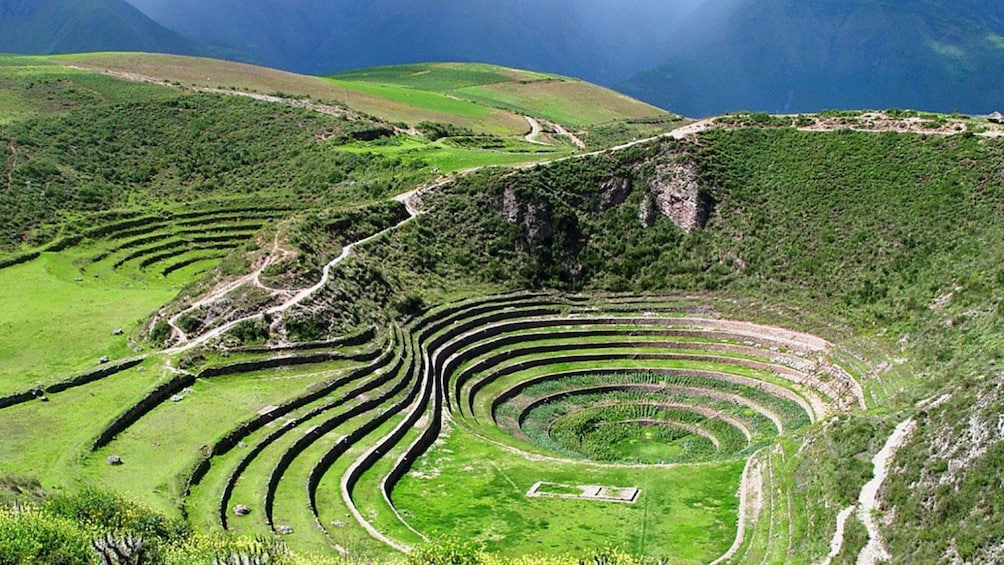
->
[639, 153, 710, 232]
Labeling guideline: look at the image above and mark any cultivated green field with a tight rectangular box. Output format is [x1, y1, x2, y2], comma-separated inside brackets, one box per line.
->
[329, 62, 670, 132]
[393, 426, 742, 562]
[0, 255, 174, 393]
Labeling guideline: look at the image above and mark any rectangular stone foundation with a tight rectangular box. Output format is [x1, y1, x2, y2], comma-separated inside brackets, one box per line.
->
[526, 481, 640, 503]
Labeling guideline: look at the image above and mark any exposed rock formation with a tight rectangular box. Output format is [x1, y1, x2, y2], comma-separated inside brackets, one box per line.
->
[644, 155, 710, 232]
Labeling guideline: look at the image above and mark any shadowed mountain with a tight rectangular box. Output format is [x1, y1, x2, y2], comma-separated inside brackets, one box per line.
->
[618, 0, 1004, 115]
[0, 0, 201, 56]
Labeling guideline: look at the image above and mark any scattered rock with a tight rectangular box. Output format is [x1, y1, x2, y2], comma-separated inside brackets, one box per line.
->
[107, 455, 123, 466]
[98, 356, 110, 364]
[238, 441, 247, 448]
[233, 504, 250, 516]
[182, 387, 195, 394]
[170, 395, 184, 402]
[276, 525, 294, 535]
[112, 328, 124, 336]
[331, 520, 346, 528]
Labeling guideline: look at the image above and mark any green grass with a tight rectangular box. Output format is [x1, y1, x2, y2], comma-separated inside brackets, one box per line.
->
[0, 254, 176, 395]
[330, 62, 668, 130]
[333, 135, 564, 173]
[455, 82, 663, 128]
[312, 415, 410, 561]
[0, 356, 169, 489]
[393, 425, 742, 562]
[84, 360, 360, 517]
[330, 80, 495, 119]
[331, 63, 555, 92]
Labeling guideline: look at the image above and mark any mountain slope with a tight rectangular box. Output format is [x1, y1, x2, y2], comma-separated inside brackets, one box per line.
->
[0, 0, 200, 56]
[619, 0, 1004, 115]
[123, 0, 702, 80]
[52, 54, 677, 139]
[122, 0, 1003, 116]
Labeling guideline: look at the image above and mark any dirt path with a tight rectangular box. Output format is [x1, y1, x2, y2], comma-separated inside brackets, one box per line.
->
[822, 505, 858, 565]
[523, 116, 548, 145]
[551, 121, 586, 149]
[165, 225, 292, 343]
[162, 174, 465, 354]
[856, 418, 916, 565]
[709, 446, 768, 565]
[66, 65, 364, 121]
[165, 215, 415, 354]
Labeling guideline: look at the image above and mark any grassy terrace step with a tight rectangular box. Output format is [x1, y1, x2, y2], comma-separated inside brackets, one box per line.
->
[474, 372, 807, 458]
[512, 389, 775, 443]
[171, 206, 297, 222]
[0, 356, 170, 491]
[350, 416, 428, 549]
[307, 357, 420, 553]
[183, 338, 397, 514]
[137, 242, 243, 270]
[499, 380, 788, 437]
[438, 316, 836, 408]
[86, 358, 367, 513]
[107, 233, 257, 270]
[98, 223, 262, 257]
[222, 361, 412, 536]
[262, 340, 417, 529]
[161, 252, 229, 277]
[462, 350, 828, 423]
[307, 294, 563, 552]
[538, 403, 753, 461]
[183, 349, 398, 532]
[83, 214, 167, 239]
[451, 337, 824, 401]
[0, 357, 144, 410]
[92, 343, 384, 452]
[482, 361, 817, 423]
[312, 415, 409, 559]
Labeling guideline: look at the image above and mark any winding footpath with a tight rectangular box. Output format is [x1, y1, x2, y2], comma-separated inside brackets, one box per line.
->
[856, 418, 916, 565]
[164, 175, 453, 355]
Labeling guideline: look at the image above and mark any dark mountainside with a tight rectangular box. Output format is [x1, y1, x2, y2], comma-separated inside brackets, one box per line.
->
[623, 0, 1004, 115]
[4, 0, 1001, 116]
[122, 0, 1004, 116]
[0, 0, 199, 57]
[122, 0, 702, 82]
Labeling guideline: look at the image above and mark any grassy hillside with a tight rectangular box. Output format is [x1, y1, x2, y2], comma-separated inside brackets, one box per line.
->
[330, 62, 669, 128]
[278, 125, 1004, 561]
[50, 54, 676, 136]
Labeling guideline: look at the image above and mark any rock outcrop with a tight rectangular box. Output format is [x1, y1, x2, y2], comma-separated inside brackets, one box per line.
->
[642, 155, 710, 232]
